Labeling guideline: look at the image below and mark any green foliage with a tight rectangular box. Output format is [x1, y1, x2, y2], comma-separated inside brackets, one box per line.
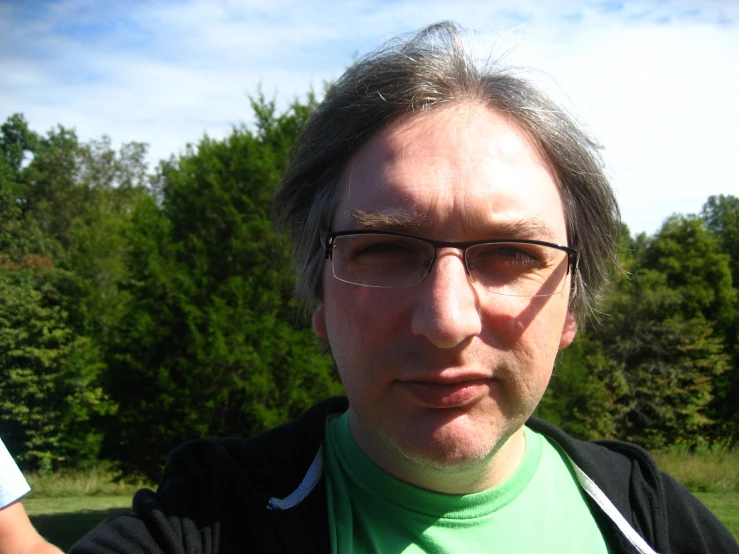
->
[0, 115, 147, 471]
[593, 216, 735, 449]
[0, 268, 115, 470]
[700, 195, 739, 443]
[103, 98, 341, 480]
[0, 115, 57, 261]
[0, 113, 36, 219]
[0, 113, 38, 173]
[537, 334, 623, 441]
[702, 195, 739, 288]
[639, 215, 735, 330]
[19, 125, 84, 249]
[542, 214, 737, 449]
[55, 137, 150, 343]
[640, 215, 737, 445]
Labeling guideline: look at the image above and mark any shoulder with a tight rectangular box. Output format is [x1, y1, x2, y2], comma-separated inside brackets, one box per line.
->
[162, 396, 348, 500]
[527, 418, 659, 494]
[72, 396, 348, 553]
[527, 417, 739, 553]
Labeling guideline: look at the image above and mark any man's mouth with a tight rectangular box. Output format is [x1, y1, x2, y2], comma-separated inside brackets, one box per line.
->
[396, 378, 491, 408]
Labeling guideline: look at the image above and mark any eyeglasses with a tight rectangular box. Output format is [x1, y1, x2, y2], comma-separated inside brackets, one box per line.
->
[324, 230, 579, 298]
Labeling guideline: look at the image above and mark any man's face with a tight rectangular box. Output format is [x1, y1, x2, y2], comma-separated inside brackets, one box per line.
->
[313, 103, 577, 488]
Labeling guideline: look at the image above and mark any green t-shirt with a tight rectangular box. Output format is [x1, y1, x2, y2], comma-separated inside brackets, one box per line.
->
[324, 412, 611, 553]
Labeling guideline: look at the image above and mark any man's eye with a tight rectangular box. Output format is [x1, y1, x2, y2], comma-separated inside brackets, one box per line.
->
[353, 240, 412, 258]
[475, 245, 542, 266]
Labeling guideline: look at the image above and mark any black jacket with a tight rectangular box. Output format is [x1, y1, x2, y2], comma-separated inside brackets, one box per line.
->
[71, 396, 738, 553]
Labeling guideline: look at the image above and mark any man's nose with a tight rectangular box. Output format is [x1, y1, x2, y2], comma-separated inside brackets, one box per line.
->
[410, 250, 482, 348]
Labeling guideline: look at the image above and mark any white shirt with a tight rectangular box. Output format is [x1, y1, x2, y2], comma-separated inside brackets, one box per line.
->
[0, 438, 30, 508]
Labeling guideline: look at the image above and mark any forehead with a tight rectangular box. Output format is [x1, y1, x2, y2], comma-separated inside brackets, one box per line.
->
[334, 103, 567, 241]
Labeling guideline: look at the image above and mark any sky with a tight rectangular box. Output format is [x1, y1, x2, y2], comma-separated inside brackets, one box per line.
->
[1, 0, 738, 237]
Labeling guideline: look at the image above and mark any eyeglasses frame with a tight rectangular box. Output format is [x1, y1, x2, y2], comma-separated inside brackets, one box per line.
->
[324, 230, 579, 288]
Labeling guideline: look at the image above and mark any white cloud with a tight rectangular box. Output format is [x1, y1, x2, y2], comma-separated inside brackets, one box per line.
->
[517, 21, 739, 235]
[0, 0, 737, 235]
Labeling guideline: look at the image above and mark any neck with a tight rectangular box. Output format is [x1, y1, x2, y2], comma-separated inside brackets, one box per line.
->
[350, 417, 527, 495]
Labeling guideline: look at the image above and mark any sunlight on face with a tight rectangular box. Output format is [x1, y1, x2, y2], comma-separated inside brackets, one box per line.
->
[313, 104, 577, 492]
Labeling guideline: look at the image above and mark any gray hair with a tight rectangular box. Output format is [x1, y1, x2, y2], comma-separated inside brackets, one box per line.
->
[274, 21, 620, 328]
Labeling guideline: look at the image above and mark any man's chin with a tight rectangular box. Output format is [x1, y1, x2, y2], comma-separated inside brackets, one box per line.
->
[380, 426, 502, 474]
[371, 411, 528, 483]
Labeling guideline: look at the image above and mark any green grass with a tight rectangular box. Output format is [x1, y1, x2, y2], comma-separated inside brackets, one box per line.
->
[651, 446, 739, 542]
[651, 447, 739, 493]
[694, 492, 739, 543]
[22, 467, 151, 550]
[25, 495, 133, 551]
[25, 465, 151, 497]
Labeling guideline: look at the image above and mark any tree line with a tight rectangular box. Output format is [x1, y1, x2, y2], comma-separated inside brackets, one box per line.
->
[0, 97, 737, 481]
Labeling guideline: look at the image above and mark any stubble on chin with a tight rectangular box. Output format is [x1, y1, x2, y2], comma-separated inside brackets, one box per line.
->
[351, 406, 526, 493]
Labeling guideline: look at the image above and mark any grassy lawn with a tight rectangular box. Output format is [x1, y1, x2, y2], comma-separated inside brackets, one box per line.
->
[25, 495, 132, 551]
[695, 492, 739, 543]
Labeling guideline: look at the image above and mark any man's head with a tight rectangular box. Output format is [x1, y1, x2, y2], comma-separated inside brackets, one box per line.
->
[274, 22, 620, 491]
[275, 21, 620, 327]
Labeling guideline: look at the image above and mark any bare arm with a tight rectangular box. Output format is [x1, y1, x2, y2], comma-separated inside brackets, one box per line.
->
[0, 501, 62, 554]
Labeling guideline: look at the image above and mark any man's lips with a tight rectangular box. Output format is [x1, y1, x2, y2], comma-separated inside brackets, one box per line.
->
[396, 378, 491, 408]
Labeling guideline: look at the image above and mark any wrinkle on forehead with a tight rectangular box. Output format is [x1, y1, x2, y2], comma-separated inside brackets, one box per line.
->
[334, 102, 566, 241]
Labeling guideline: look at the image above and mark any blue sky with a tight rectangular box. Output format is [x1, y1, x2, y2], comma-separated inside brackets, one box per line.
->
[1, 0, 738, 236]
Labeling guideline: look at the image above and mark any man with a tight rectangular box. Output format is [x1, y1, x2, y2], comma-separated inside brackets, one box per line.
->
[72, 22, 737, 553]
[0, 439, 63, 554]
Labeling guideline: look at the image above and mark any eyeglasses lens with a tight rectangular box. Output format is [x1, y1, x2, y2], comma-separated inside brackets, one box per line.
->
[330, 234, 569, 297]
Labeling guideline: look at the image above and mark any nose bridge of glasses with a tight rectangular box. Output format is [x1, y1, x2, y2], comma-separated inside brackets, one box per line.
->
[427, 245, 473, 279]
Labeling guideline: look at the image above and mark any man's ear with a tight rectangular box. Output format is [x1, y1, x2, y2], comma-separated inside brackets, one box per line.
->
[312, 303, 328, 340]
[559, 310, 577, 349]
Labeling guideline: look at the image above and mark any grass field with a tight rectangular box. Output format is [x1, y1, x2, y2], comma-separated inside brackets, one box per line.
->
[695, 493, 739, 542]
[25, 496, 132, 551]
[23, 467, 148, 550]
[651, 447, 739, 493]
[22, 450, 739, 550]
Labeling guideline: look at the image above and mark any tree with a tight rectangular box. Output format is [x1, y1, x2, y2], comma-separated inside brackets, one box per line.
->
[55, 137, 151, 343]
[598, 269, 729, 448]
[640, 215, 735, 331]
[0, 114, 54, 261]
[0, 114, 37, 219]
[536, 333, 624, 441]
[0, 266, 115, 470]
[0, 114, 147, 469]
[700, 195, 739, 443]
[104, 97, 341, 480]
[593, 216, 735, 448]
[702, 195, 739, 288]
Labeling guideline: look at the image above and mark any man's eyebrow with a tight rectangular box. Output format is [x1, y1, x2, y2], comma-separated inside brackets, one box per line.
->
[471, 218, 558, 241]
[349, 209, 430, 232]
[349, 210, 559, 242]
